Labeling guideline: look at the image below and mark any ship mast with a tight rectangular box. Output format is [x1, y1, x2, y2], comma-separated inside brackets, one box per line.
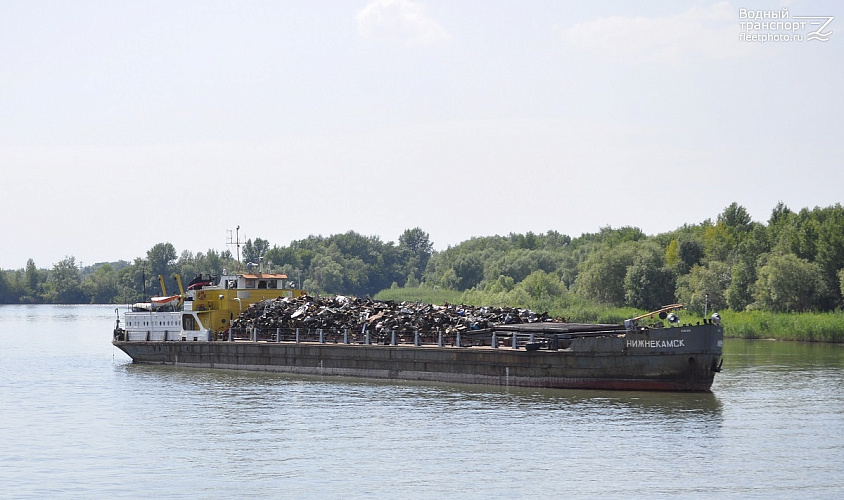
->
[227, 226, 244, 272]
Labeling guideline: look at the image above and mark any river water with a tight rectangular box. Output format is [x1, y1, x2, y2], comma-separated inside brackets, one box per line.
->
[1, 305, 842, 499]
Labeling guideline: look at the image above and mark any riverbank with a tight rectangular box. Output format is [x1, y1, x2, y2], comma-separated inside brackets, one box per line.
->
[715, 310, 844, 342]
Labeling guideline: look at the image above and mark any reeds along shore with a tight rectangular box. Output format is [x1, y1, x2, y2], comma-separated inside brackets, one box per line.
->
[715, 310, 844, 342]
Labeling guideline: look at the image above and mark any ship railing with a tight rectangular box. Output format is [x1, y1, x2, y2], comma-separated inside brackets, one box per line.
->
[225, 325, 616, 350]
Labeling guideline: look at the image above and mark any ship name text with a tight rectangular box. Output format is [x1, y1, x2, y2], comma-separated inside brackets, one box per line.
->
[626, 339, 686, 348]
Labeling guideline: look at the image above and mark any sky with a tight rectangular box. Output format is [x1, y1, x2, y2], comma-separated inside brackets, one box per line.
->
[1, 0, 842, 269]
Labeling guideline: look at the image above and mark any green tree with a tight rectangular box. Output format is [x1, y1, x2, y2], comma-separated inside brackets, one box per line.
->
[769, 201, 792, 227]
[517, 270, 564, 300]
[485, 275, 516, 294]
[342, 256, 369, 294]
[23, 258, 41, 302]
[80, 263, 118, 303]
[623, 242, 676, 310]
[556, 252, 578, 289]
[753, 253, 829, 312]
[243, 238, 270, 266]
[47, 256, 84, 304]
[675, 261, 731, 314]
[0, 270, 10, 303]
[595, 226, 646, 248]
[725, 259, 756, 311]
[767, 201, 794, 248]
[839, 268, 844, 298]
[264, 245, 304, 271]
[146, 243, 178, 294]
[309, 254, 344, 293]
[814, 204, 844, 306]
[717, 202, 752, 234]
[404, 272, 420, 288]
[703, 223, 735, 264]
[574, 241, 638, 306]
[176, 250, 198, 282]
[725, 224, 769, 311]
[116, 258, 148, 303]
[491, 249, 561, 285]
[147, 243, 177, 272]
[175, 249, 235, 281]
[665, 239, 680, 268]
[451, 253, 484, 290]
[261, 231, 407, 295]
[782, 207, 821, 261]
[399, 227, 433, 282]
[5, 269, 25, 303]
[677, 237, 705, 274]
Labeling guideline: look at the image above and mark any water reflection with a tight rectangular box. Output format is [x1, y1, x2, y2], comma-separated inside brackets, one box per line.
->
[116, 361, 724, 425]
[113, 359, 728, 500]
[725, 338, 844, 369]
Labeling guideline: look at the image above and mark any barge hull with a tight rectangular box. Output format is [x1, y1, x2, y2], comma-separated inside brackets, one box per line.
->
[113, 324, 723, 392]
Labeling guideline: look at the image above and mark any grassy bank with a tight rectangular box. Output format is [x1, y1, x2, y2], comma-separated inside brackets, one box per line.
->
[374, 287, 464, 305]
[374, 287, 844, 342]
[716, 310, 844, 342]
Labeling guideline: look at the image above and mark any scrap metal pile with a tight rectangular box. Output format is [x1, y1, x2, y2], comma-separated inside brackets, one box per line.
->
[230, 294, 560, 336]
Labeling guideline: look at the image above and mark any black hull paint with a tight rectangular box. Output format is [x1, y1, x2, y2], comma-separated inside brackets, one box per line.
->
[114, 323, 723, 392]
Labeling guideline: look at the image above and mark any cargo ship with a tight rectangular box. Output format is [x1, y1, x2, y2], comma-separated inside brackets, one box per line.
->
[112, 272, 724, 391]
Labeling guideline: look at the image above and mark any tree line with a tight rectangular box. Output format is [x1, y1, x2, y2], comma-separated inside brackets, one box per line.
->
[2, 203, 843, 314]
[0, 244, 239, 305]
[428, 202, 844, 315]
[0, 229, 433, 305]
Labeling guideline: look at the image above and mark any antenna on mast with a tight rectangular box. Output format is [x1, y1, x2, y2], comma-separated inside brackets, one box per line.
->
[227, 226, 244, 272]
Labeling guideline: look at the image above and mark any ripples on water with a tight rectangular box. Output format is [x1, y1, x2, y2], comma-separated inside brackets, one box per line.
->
[1, 305, 842, 499]
[101, 368, 725, 499]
